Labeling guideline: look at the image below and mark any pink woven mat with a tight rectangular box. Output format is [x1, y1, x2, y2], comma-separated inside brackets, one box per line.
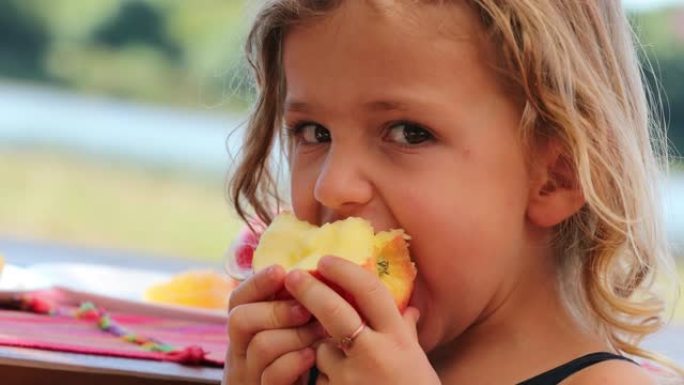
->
[0, 289, 227, 367]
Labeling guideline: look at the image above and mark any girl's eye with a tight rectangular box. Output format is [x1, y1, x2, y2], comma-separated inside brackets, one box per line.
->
[292, 123, 331, 144]
[385, 122, 433, 145]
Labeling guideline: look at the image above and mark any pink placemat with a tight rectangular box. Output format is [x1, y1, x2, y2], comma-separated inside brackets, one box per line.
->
[0, 289, 227, 367]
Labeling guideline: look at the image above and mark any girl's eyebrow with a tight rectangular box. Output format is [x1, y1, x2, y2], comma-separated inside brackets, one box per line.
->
[284, 100, 311, 113]
[284, 99, 412, 113]
[365, 100, 410, 112]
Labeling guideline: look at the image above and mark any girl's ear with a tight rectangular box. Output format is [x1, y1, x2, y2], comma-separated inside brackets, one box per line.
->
[526, 139, 585, 228]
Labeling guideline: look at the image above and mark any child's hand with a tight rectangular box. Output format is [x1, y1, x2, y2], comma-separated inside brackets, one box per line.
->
[224, 266, 325, 385]
[284, 256, 440, 385]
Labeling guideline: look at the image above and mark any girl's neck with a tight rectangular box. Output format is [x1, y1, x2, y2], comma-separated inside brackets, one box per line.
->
[428, 253, 608, 384]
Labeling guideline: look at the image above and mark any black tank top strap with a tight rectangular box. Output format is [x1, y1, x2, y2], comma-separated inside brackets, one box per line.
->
[517, 352, 637, 385]
[308, 367, 320, 385]
[309, 352, 636, 384]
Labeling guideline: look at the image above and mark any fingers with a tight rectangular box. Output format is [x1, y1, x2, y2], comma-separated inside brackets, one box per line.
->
[315, 373, 329, 385]
[226, 265, 321, 385]
[401, 306, 421, 340]
[246, 322, 327, 375]
[229, 300, 312, 358]
[317, 255, 402, 331]
[260, 348, 315, 385]
[284, 270, 366, 344]
[315, 340, 344, 377]
[228, 265, 286, 310]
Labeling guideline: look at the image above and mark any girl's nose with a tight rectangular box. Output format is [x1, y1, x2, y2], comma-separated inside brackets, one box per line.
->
[313, 148, 373, 211]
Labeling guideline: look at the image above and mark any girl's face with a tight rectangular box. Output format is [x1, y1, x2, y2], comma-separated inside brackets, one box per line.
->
[285, 1, 537, 352]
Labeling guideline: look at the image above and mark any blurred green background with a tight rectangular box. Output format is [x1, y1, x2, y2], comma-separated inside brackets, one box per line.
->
[0, 0, 250, 108]
[0, 0, 682, 271]
[0, 0, 251, 262]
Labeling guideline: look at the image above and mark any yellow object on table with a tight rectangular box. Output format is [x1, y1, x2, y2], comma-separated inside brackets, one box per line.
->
[144, 270, 237, 310]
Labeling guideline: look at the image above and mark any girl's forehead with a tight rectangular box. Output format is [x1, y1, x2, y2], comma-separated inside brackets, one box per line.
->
[291, 0, 481, 42]
[282, 0, 489, 76]
[282, 0, 497, 108]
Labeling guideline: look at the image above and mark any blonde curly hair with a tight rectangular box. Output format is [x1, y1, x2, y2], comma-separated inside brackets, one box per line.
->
[229, 0, 681, 376]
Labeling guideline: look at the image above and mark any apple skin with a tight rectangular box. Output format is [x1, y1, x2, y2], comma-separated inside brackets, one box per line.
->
[271, 263, 373, 312]
[271, 253, 415, 314]
[374, 235, 417, 311]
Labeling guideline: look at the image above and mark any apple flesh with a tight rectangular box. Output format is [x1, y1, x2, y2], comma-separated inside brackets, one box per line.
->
[252, 213, 417, 310]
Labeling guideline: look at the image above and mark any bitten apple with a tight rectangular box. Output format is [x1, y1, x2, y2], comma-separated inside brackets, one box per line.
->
[252, 213, 417, 310]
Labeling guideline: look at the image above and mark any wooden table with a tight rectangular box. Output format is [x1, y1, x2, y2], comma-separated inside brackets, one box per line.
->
[0, 238, 228, 385]
[0, 346, 224, 385]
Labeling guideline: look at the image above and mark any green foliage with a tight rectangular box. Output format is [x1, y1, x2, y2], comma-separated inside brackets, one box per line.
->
[93, 1, 181, 61]
[0, 0, 50, 81]
[16, 0, 121, 39]
[0, 0, 251, 110]
[659, 55, 684, 154]
[630, 8, 684, 153]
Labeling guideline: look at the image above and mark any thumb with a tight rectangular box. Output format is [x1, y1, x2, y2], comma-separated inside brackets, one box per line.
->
[401, 306, 421, 339]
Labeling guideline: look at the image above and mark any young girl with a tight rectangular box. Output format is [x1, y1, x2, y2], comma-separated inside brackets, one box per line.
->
[224, 1, 681, 384]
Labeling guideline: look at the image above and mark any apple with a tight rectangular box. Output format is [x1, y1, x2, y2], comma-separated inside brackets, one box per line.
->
[252, 212, 417, 310]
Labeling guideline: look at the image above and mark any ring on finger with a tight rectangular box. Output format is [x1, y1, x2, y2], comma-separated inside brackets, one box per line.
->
[336, 322, 366, 351]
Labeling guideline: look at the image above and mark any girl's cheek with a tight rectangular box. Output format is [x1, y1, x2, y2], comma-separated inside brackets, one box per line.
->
[290, 166, 321, 223]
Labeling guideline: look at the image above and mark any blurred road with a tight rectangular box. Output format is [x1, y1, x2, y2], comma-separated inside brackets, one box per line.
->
[0, 82, 243, 175]
[0, 236, 220, 273]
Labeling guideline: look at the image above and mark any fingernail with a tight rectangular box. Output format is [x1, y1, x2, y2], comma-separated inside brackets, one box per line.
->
[266, 265, 280, 279]
[319, 255, 333, 269]
[291, 303, 309, 319]
[301, 347, 314, 361]
[288, 270, 304, 286]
